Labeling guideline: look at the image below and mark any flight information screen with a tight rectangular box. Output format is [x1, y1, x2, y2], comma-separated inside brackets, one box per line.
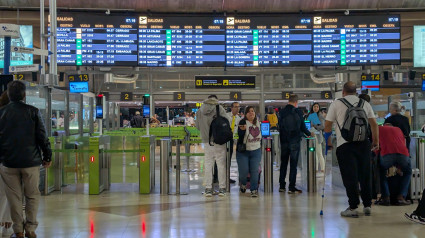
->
[312, 15, 400, 65]
[54, 13, 138, 66]
[138, 16, 226, 67]
[225, 16, 312, 67]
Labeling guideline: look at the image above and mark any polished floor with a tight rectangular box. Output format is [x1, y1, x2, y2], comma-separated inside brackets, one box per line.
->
[1, 145, 424, 238]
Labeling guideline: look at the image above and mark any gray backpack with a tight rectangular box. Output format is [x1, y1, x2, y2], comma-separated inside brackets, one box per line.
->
[337, 98, 369, 142]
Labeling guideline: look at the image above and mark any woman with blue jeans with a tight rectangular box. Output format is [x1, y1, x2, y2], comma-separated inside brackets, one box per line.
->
[236, 106, 262, 197]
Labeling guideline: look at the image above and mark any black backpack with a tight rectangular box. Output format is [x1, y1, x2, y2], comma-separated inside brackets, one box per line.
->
[209, 105, 233, 145]
[337, 98, 369, 142]
[280, 107, 301, 142]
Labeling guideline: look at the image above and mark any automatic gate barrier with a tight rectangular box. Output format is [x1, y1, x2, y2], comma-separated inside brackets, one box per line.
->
[263, 137, 273, 193]
[139, 135, 156, 194]
[307, 138, 316, 193]
[89, 136, 111, 195]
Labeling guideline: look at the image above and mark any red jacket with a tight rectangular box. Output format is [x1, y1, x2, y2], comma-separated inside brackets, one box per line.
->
[378, 126, 409, 157]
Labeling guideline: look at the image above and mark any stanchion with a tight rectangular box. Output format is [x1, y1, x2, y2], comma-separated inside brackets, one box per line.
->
[160, 138, 171, 195]
[263, 137, 273, 193]
[226, 141, 231, 193]
[307, 138, 317, 193]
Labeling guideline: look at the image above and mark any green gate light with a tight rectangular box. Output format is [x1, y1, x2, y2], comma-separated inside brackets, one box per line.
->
[309, 147, 315, 152]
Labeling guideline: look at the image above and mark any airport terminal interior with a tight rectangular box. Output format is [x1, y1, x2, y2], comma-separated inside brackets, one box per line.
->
[1, 0, 425, 237]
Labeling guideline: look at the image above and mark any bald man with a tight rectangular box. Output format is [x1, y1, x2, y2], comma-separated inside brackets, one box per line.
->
[324, 81, 379, 218]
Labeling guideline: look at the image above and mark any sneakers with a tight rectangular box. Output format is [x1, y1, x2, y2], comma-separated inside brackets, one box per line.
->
[279, 187, 286, 193]
[363, 207, 372, 216]
[204, 188, 213, 197]
[218, 188, 226, 197]
[10, 233, 24, 238]
[405, 212, 425, 225]
[340, 207, 359, 218]
[377, 197, 390, 206]
[240, 184, 247, 193]
[396, 199, 411, 206]
[251, 190, 258, 197]
[288, 187, 302, 194]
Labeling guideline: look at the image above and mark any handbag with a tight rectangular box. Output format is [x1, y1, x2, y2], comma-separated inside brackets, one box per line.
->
[236, 130, 248, 152]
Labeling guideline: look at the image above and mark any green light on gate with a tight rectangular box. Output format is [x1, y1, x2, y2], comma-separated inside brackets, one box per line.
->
[144, 94, 150, 97]
[309, 147, 315, 152]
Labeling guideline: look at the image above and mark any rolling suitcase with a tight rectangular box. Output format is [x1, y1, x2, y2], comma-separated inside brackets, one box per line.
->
[410, 168, 421, 200]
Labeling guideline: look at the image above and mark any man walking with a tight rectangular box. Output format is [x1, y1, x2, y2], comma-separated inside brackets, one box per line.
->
[0, 81, 52, 238]
[279, 94, 312, 194]
[195, 95, 231, 197]
[324, 81, 379, 218]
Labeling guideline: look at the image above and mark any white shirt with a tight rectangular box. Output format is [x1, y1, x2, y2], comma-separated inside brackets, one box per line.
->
[243, 120, 262, 151]
[227, 112, 241, 136]
[326, 95, 375, 148]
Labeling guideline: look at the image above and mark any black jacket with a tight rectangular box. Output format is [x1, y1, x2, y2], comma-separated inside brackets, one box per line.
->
[131, 115, 145, 128]
[0, 101, 52, 168]
[384, 114, 411, 149]
[278, 104, 311, 144]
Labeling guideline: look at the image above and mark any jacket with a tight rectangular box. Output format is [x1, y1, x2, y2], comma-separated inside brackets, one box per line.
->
[278, 104, 311, 144]
[0, 101, 52, 168]
[131, 115, 145, 128]
[195, 98, 230, 143]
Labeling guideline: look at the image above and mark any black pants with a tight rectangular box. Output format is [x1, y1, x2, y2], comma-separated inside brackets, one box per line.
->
[279, 142, 300, 189]
[414, 189, 425, 217]
[336, 141, 372, 209]
[214, 139, 233, 181]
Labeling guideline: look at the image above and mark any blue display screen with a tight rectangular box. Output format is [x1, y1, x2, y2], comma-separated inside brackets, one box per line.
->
[362, 81, 380, 91]
[96, 105, 103, 119]
[143, 105, 150, 117]
[305, 120, 311, 130]
[422, 80, 425, 91]
[69, 82, 89, 93]
[261, 121, 270, 137]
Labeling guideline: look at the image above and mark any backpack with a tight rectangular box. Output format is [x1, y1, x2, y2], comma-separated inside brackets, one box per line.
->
[337, 98, 369, 142]
[209, 105, 233, 145]
[279, 107, 301, 142]
[267, 114, 278, 128]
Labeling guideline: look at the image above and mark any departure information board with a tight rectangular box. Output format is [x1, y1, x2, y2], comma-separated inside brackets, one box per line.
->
[138, 16, 225, 67]
[312, 15, 400, 65]
[52, 13, 401, 67]
[53, 13, 138, 66]
[225, 16, 312, 67]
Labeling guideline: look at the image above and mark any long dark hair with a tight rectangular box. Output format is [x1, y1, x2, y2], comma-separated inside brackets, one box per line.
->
[308, 103, 321, 116]
[0, 91, 9, 107]
[244, 106, 257, 125]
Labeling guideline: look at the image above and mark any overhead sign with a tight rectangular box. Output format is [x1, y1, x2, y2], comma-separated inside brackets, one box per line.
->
[230, 92, 241, 100]
[9, 64, 40, 73]
[0, 24, 20, 38]
[11, 46, 51, 56]
[173, 92, 185, 101]
[14, 74, 25, 81]
[422, 73, 425, 80]
[321, 91, 332, 99]
[68, 74, 89, 82]
[361, 73, 381, 81]
[282, 91, 293, 100]
[195, 76, 255, 89]
[120, 92, 133, 101]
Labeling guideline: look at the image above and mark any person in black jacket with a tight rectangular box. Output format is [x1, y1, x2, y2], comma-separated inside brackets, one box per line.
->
[0, 81, 52, 238]
[131, 111, 145, 128]
[385, 102, 411, 150]
[278, 94, 312, 194]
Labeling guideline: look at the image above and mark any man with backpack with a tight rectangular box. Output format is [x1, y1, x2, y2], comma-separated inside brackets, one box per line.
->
[195, 95, 232, 197]
[279, 94, 312, 194]
[324, 81, 379, 218]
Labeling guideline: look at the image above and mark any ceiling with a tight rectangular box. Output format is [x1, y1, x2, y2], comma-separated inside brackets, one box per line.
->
[1, 0, 425, 12]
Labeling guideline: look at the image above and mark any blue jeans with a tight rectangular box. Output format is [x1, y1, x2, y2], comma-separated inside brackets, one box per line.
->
[279, 142, 300, 189]
[236, 149, 262, 191]
[379, 153, 411, 198]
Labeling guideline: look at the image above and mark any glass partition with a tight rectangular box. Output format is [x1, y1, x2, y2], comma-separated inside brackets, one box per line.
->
[25, 83, 48, 126]
[69, 93, 80, 135]
[52, 88, 66, 135]
[82, 95, 91, 134]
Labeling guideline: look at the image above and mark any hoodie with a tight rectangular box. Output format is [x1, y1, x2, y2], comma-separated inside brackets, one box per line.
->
[195, 98, 231, 143]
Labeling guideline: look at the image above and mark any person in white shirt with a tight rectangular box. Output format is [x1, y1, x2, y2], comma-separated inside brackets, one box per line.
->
[236, 106, 262, 197]
[324, 81, 379, 218]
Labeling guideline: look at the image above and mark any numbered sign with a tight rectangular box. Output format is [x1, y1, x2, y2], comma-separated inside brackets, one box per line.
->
[14, 74, 25, 81]
[230, 92, 241, 100]
[68, 74, 89, 82]
[321, 91, 332, 99]
[422, 74, 425, 80]
[361, 74, 380, 81]
[282, 91, 293, 100]
[173, 92, 185, 101]
[120, 92, 133, 101]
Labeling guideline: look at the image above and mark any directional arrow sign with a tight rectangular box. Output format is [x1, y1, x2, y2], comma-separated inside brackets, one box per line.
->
[11, 46, 51, 56]
[9, 64, 41, 73]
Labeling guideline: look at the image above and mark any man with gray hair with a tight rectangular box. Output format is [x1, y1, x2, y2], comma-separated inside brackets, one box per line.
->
[385, 101, 411, 150]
